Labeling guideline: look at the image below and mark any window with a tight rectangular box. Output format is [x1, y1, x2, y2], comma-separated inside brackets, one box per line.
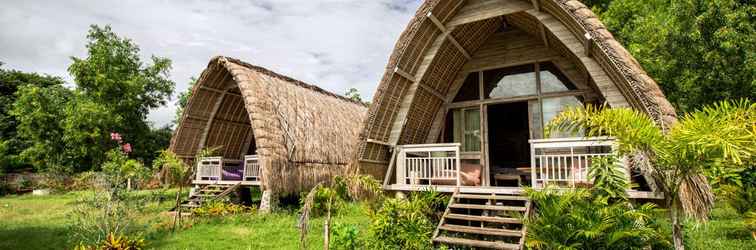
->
[539, 62, 577, 93]
[483, 64, 536, 99]
[542, 96, 584, 138]
[452, 108, 481, 152]
[453, 73, 480, 102]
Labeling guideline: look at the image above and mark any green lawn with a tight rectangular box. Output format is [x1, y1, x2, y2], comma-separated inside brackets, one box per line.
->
[0, 190, 370, 250]
[0, 191, 753, 249]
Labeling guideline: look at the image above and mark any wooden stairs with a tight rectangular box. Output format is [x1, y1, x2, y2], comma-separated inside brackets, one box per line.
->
[432, 188, 531, 250]
[173, 183, 241, 211]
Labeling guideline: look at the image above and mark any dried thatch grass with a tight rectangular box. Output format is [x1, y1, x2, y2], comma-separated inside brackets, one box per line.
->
[170, 56, 367, 196]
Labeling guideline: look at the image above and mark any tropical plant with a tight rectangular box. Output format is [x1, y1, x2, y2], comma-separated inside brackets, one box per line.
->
[192, 200, 254, 217]
[525, 187, 669, 250]
[547, 100, 755, 249]
[298, 174, 383, 250]
[745, 211, 756, 240]
[364, 190, 446, 250]
[331, 222, 363, 250]
[588, 155, 629, 200]
[74, 233, 146, 250]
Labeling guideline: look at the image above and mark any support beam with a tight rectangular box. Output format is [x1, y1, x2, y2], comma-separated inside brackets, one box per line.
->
[530, 0, 540, 12]
[418, 83, 447, 101]
[447, 0, 533, 27]
[394, 66, 416, 82]
[539, 23, 549, 47]
[197, 88, 228, 150]
[584, 32, 593, 57]
[200, 86, 242, 97]
[367, 138, 392, 147]
[427, 12, 471, 59]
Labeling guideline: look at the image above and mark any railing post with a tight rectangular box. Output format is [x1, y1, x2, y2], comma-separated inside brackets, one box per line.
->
[396, 146, 406, 186]
[455, 145, 461, 186]
[530, 142, 537, 188]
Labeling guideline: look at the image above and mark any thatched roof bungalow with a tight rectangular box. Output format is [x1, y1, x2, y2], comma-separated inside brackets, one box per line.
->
[170, 56, 367, 197]
[353, 0, 680, 199]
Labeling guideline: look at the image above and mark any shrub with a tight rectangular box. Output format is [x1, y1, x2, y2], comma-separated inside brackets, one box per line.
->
[74, 233, 145, 250]
[193, 200, 254, 217]
[365, 190, 446, 250]
[525, 187, 670, 250]
[331, 222, 362, 250]
[720, 184, 756, 214]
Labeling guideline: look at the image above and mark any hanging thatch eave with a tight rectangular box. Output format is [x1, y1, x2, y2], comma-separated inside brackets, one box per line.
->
[354, 0, 677, 177]
[170, 56, 367, 195]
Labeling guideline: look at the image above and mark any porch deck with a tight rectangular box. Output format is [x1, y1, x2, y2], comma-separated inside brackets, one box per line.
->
[383, 184, 663, 199]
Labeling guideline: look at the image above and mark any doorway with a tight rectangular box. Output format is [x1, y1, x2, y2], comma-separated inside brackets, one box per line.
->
[487, 102, 530, 186]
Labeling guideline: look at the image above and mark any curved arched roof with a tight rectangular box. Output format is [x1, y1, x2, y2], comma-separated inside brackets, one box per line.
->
[170, 56, 367, 194]
[355, 0, 676, 166]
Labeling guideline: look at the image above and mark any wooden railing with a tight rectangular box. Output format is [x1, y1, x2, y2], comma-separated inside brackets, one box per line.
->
[395, 143, 461, 186]
[195, 155, 260, 182]
[530, 137, 618, 188]
[243, 155, 260, 181]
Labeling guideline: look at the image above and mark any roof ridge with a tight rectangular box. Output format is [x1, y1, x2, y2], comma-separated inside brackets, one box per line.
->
[211, 56, 366, 106]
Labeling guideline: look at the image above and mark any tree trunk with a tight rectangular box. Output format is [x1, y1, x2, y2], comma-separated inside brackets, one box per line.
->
[324, 197, 332, 250]
[260, 189, 277, 213]
[670, 203, 685, 250]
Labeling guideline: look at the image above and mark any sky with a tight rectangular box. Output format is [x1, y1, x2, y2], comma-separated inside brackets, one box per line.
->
[0, 0, 422, 127]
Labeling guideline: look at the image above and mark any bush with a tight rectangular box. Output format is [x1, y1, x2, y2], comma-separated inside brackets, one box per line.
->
[192, 200, 254, 217]
[525, 187, 670, 250]
[720, 184, 756, 215]
[74, 233, 145, 250]
[331, 222, 362, 250]
[365, 190, 446, 250]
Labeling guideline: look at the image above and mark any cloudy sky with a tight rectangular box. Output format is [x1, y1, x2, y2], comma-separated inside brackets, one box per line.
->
[0, 0, 422, 127]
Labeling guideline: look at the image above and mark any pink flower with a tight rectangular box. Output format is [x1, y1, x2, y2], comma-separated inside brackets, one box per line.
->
[110, 132, 122, 142]
[122, 143, 132, 153]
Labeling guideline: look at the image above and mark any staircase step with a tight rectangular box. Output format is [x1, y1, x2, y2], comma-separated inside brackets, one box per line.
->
[180, 204, 200, 208]
[445, 213, 522, 224]
[449, 204, 526, 211]
[454, 194, 528, 201]
[439, 224, 522, 237]
[434, 236, 519, 250]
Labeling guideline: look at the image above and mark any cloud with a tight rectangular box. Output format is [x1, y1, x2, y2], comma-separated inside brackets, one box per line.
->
[0, 0, 421, 127]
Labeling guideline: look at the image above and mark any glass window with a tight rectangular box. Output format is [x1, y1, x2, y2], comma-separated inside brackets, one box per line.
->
[539, 62, 577, 93]
[542, 96, 584, 138]
[452, 108, 481, 152]
[528, 100, 542, 139]
[453, 73, 480, 102]
[483, 64, 536, 99]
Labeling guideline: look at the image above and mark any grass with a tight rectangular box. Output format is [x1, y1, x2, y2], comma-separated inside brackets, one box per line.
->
[1, 190, 753, 249]
[0, 189, 370, 250]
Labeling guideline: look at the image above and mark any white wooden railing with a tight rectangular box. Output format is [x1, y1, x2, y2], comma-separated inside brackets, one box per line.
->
[196, 157, 223, 181]
[530, 137, 618, 188]
[243, 155, 260, 181]
[195, 155, 260, 182]
[396, 143, 461, 186]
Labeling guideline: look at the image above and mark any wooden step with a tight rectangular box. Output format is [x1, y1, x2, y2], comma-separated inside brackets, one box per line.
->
[180, 204, 200, 208]
[454, 194, 528, 201]
[449, 204, 526, 211]
[445, 214, 522, 224]
[439, 224, 522, 237]
[434, 236, 519, 250]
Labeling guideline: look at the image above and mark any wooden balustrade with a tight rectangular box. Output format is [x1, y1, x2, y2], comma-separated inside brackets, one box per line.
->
[529, 137, 619, 188]
[396, 143, 462, 186]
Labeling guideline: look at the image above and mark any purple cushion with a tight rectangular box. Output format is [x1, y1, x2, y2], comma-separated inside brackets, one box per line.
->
[222, 165, 244, 181]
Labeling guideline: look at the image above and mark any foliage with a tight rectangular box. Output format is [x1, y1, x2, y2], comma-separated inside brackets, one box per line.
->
[63, 97, 122, 171]
[74, 233, 146, 250]
[10, 84, 72, 170]
[599, 0, 755, 112]
[719, 184, 756, 215]
[151, 150, 189, 187]
[588, 155, 630, 200]
[365, 190, 446, 250]
[746, 211, 756, 240]
[0, 65, 64, 172]
[344, 87, 370, 105]
[192, 200, 254, 217]
[525, 187, 670, 250]
[547, 100, 755, 249]
[331, 222, 362, 250]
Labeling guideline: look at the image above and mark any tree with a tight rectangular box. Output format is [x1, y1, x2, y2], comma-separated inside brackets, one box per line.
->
[10, 85, 73, 171]
[344, 87, 369, 105]
[599, 0, 755, 112]
[547, 100, 755, 249]
[67, 24, 175, 168]
[0, 65, 65, 171]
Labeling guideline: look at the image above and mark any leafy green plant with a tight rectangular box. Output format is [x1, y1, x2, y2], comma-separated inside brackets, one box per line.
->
[547, 100, 755, 249]
[525, 186, 670, 250]
[331, 222, 362, 250]
[193, 200, 254, 217]
[364, 190, 446, 250]
[719, 184, 756, 215]
[588, 155, 629, 200]
[745, 211, 756, 240]
[74, 233, 146, 250]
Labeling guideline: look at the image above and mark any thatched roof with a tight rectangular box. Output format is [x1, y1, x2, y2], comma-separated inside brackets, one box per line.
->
[170, 56, 367, 195]
[355, 0, 677, 170]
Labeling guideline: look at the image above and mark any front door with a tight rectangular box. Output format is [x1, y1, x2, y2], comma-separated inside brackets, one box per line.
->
[487, 102, 530, 187]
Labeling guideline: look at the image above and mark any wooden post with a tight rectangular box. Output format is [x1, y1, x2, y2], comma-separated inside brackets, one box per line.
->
[455, 145, 462, 186]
